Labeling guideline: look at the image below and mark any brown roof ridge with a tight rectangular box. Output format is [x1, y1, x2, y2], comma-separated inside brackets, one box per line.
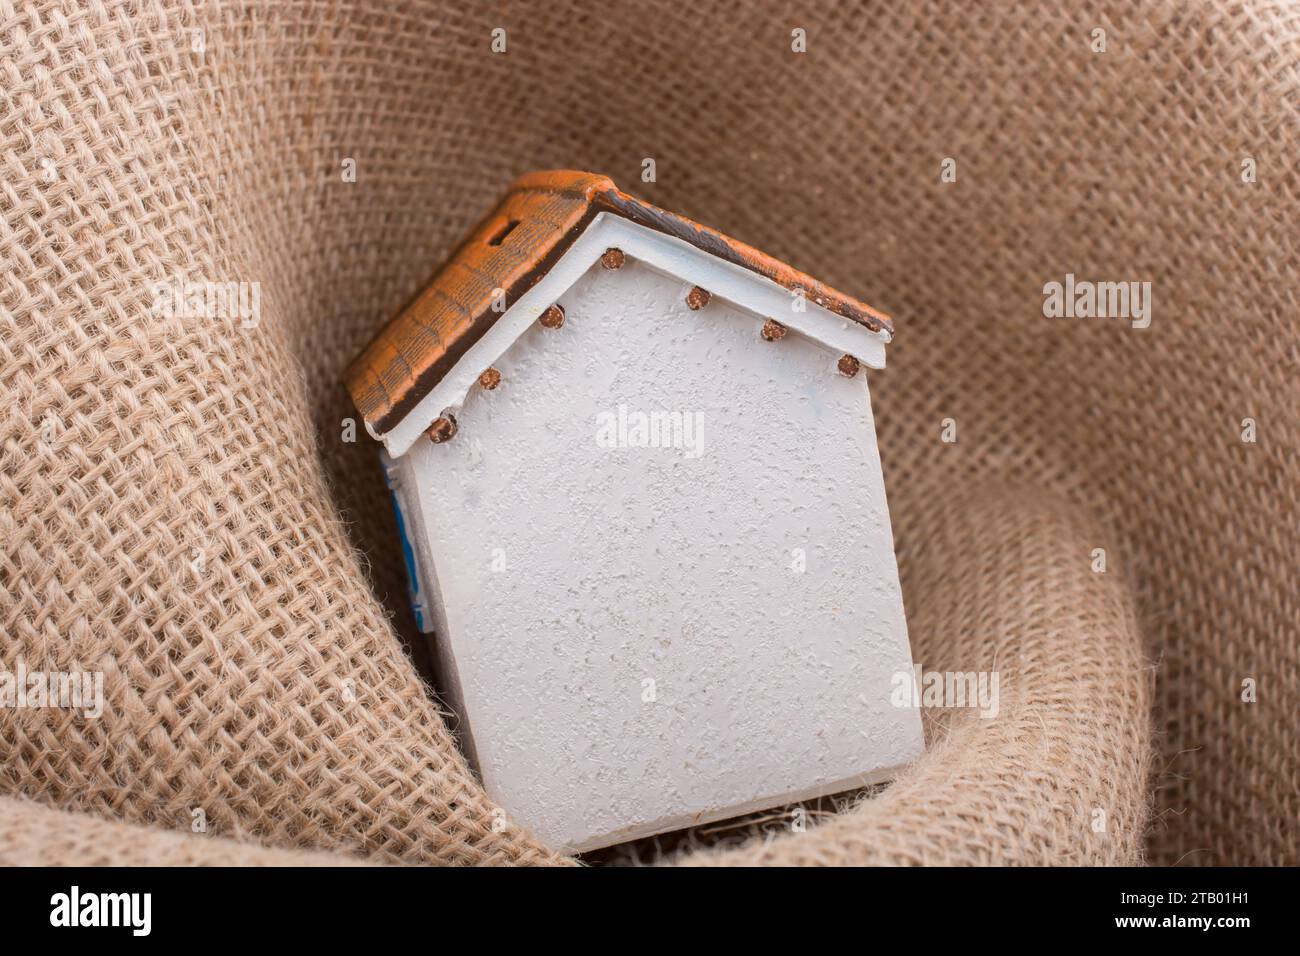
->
[346, 169, 892, 438]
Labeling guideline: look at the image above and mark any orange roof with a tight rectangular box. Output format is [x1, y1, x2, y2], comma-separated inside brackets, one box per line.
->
[345, 170, 892, 437]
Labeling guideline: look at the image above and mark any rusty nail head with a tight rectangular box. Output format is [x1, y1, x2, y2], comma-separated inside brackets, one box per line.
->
[428, 413, 458, 444]
[686, 286, 711, 311]
[540, 304, 565, 329]
[838, 354, 861, 377]
[479, 367, 502, 390]
[601, 248, 625, 270]
[761, 319, 788, 341]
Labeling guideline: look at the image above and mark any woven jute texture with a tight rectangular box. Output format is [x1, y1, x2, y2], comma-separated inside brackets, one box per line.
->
[1, 0, 1295, 866]
[0, 796, 369, 866]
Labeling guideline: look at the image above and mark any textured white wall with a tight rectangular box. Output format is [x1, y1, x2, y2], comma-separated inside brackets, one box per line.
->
[393, 255, 921, 852]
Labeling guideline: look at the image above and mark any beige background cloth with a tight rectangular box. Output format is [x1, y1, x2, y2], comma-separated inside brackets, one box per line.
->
[0, 0, 1294, 866]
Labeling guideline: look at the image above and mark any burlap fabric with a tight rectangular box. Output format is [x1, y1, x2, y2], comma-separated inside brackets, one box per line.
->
[0, 0, 1294, 866]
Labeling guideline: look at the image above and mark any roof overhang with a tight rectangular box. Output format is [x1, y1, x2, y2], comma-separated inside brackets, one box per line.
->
[345, 171, 894, 457]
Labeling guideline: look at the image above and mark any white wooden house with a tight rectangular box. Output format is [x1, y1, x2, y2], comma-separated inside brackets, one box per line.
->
[346, 171, 922, 852]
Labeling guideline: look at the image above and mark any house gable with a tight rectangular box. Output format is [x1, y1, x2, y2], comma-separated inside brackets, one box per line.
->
[346, 171, 893, 455]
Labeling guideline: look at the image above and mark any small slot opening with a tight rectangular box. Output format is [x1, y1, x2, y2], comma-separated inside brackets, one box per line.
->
[488, 219, 520, 246]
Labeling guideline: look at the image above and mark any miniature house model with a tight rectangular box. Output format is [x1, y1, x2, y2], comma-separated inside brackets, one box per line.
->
[346, 171, 923, 852]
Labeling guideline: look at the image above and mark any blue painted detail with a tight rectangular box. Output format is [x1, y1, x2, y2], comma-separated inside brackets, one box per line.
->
[387, 477, 429, 633]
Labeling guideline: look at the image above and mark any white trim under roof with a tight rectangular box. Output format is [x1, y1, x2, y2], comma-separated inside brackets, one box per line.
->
[376, 212, 892, 458]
